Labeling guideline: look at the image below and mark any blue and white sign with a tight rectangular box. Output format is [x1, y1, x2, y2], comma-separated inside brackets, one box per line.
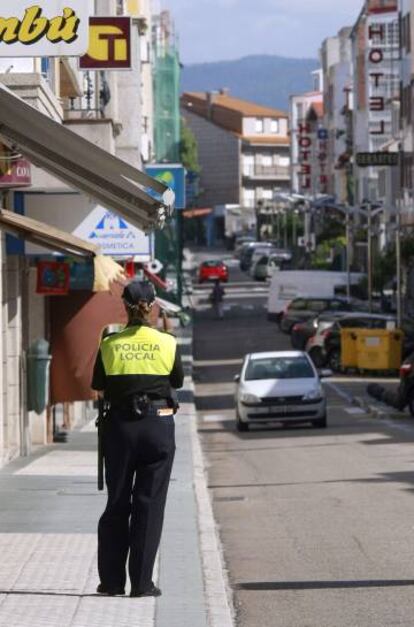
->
[73, 206, 151, 258]
[146, 164, 186, 210]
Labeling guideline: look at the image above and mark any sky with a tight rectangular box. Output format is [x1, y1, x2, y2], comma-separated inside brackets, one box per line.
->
[162, 0, 364, 64]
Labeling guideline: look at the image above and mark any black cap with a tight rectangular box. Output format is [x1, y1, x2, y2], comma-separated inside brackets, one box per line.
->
[122, 281, 155, 306]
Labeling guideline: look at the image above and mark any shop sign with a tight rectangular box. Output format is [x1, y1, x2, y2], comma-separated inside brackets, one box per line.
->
[356, 152, 399, 167]
[145, 164, 186, 209]
[73, 206, 151, 258]
[0, 1, 93, 57]
[0, 149, 31, 188]
[79, 17, 132, 70]
[37, 261, 70, 295]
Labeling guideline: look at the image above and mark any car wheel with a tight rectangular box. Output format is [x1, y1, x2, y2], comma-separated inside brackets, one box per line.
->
[313, 415, 327, 428]
[236, 414, 249, 432]
[309, 347, 325, 368]
[328, 349, 341, 373]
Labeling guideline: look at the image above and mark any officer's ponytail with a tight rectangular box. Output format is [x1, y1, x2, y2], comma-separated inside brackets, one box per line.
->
[126, 300, 154, 324]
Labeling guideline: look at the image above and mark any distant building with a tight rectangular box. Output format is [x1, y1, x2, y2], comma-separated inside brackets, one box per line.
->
[181, 90, 290, 232]
[320, 28, 353, 203]
[289, 69, 324, 196]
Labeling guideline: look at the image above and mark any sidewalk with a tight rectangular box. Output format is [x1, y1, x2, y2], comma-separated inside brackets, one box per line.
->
[0, 329, 234, 627]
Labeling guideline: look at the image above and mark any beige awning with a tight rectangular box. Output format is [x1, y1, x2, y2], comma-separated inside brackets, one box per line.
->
[0, 82, 175, 231]
[0, 208, 98, 258]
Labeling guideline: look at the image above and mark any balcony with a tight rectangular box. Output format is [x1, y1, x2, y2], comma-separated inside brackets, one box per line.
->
[243, 164, 290, 179]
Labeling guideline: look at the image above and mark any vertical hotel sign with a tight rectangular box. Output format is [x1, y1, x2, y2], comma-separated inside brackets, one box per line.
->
[367, 19, 390, 139]
[0, 1, 93, 57]
[297, 122, 328, 194]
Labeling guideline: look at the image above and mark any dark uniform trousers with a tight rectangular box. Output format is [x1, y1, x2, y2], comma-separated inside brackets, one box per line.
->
[98, 406, 176, 592]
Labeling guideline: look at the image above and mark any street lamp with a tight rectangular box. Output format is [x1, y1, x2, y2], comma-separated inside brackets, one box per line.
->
[255, 200, 263, 242]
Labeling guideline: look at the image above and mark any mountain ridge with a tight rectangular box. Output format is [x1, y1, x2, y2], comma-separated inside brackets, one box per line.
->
[181, 54, 320, 111]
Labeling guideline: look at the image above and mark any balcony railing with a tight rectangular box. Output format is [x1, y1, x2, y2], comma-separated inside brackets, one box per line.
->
[243, 165, 290, 178]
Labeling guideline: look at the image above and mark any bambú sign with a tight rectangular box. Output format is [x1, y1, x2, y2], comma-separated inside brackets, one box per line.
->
[0, 1, 93, 57]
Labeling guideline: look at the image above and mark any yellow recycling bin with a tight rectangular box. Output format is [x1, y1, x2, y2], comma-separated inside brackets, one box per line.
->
[340, 329, 359, 369]
[356, 329, 403, 371]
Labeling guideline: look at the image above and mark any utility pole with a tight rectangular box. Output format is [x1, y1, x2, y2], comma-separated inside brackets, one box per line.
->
[255, 200, 263, 242]
[367, 203, 373, 313]
[396, 208, 402, 327]
[345, 211, 352, 300]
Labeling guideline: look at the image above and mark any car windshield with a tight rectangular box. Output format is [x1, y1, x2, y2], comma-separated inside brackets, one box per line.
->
[203, 261, 221, 267]
[245, 356, 315, 380]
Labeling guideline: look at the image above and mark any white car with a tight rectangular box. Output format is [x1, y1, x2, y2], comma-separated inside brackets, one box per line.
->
[235, 351, 327, 431]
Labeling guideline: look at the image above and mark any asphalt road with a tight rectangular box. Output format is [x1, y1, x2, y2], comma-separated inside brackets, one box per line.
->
[192, 255, 414, 627]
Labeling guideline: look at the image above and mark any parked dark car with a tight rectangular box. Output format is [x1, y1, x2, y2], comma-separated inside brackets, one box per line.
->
[319, 314, 397, 372]
[280, 297, 355, 335]
[396, 353, 414, 415]
[368, 352, 414, 417]
[234, 236, 256, 258]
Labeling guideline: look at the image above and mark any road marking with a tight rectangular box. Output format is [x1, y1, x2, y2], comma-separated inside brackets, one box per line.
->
[345, 407, 367, 415]
[324, 381, 354, 403]
[202, 415, 234, 423]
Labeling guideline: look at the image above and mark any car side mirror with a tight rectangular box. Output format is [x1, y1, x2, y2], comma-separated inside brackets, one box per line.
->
[234, 374, 241, 383]
[318, 369, 333, 379]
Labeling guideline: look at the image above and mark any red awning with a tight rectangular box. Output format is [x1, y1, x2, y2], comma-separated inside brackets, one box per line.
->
[182, 208, 213, 218]
[143, 267, 168, 290]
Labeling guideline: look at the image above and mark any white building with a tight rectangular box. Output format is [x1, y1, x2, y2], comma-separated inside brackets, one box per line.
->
[289, 70, 324, 195]
[320, 28, 353, 203]
[350, 0, 400, 205]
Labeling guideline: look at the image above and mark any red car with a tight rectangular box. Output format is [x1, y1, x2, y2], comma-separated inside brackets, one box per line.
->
[198, 260, 229, 284]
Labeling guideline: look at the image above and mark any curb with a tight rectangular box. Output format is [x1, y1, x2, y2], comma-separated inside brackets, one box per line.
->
[190, 409, 235, 627]
[178, 322, 235, 627]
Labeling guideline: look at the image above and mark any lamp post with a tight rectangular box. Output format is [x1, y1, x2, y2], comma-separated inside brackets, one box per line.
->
[367, 204, 373, 312]
[345, 211, 352, 300]
[255, 200, 263, 242]
[396, 208, 402, 328]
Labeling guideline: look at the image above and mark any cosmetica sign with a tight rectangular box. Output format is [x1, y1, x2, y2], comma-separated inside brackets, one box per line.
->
[0, 1, 93, 57]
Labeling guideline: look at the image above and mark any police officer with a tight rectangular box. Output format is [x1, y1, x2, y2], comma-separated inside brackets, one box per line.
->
[92, 280, 184, 598]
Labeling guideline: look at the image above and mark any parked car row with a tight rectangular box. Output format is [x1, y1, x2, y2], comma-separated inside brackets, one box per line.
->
[238, 240, 293, 278]
[286, 308, 414, 372]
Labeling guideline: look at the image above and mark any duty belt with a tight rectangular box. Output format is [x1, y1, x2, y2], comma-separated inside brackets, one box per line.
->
[112, 395, 174, 418]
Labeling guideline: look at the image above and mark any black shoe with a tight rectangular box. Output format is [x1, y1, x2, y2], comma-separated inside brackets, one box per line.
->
[130, 583, 162, 598]
[96, 583, 125, 596]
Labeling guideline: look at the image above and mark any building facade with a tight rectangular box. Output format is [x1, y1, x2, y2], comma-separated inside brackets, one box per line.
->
[351, 0, 399, 205]
[320, 28, 353, 203]
[0, 0, 166, 467]
[181, 90, 290, 233]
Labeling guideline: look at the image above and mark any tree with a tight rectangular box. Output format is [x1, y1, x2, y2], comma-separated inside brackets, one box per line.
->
[180, 117, 200, 173]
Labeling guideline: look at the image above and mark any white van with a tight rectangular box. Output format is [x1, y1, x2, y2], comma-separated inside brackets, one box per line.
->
[267, 271, 364, 321]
